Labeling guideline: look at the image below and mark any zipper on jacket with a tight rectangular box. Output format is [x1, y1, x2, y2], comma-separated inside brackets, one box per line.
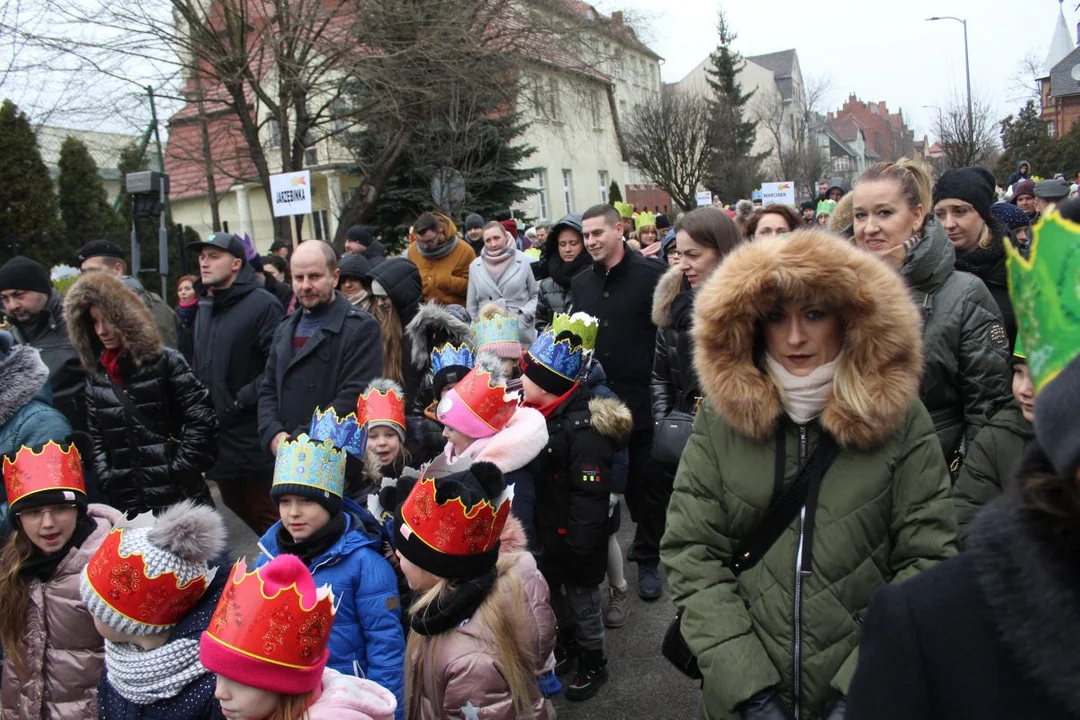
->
[791, 425, 809, 720]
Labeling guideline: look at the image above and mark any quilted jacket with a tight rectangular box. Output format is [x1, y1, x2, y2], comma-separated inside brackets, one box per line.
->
[660, 231, 958, 720]
[65, 273, 218, 515]
[1, 504, 122, 720]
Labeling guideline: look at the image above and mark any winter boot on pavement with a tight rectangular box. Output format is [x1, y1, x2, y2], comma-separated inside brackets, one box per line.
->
[554, 632, 579, 676]
[638, 562, 663, 601]
[566, 649, 609, 701]
[603, 582, 630, 628]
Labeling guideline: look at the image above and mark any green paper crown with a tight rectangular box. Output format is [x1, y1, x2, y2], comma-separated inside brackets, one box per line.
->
[635, 212, 657, 230]
[551, 312, 598, 352]
[614, 201, 634, 219]
[1006, 211, 1080, 393]
[816, 200, 836, 215]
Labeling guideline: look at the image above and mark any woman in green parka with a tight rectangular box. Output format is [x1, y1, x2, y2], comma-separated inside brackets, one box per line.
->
[660, 228, 958, 720]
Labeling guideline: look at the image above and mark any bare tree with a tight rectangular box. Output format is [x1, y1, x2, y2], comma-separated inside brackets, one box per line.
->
[1009, 50, 1044, 103]
[751, 74, 832, 198]
[623, 86, 715, 212]
[933, 92, 999, 170]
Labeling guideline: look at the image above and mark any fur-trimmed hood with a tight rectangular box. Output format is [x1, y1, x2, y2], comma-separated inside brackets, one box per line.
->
[64, 271, 162, 370]
[0, 345, 51, 426]
[692, 229, 924, 450]
[470, 406, 549, 472]
[403, 301, 473, 371]
[652, 266, 687, 329]
[588, 396, 633, 445]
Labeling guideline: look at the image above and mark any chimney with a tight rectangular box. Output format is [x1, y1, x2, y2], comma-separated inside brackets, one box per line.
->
[612, 10, 624, 25]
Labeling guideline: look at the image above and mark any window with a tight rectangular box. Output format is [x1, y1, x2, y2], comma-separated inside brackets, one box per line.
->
[562, 169, 573, 214]
[535, 169, 549, 220]
[311, 210, 330, 240]
[267, 118, 281, 149]
[598, 171, 609, 204]
[548, 77, 561, 121]
[590, 90, 603, 129]
[303, 131, 318, 166]
[1048, 120, 1057, 138]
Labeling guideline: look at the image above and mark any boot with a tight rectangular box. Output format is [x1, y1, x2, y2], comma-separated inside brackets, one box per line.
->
[603, 583, 630, 628]
[566, 649, 609, 701]
[554, 633, 578, 676]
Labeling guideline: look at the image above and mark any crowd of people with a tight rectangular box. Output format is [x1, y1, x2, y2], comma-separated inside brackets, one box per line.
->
[0, 155, 1075, 720]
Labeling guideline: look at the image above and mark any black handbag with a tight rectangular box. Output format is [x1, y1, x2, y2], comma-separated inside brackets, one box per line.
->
[661, 430, 839, 680]
[652, 411, 695, 467]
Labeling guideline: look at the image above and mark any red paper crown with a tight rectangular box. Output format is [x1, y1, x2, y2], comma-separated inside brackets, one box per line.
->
[3, 441, 86, 507]
[447, 366, 518, 432]
[204, 558, 335, 670]
[400, 474, 512, 556]
[85, 529, 209, 627]
[361, 387, 406, 431]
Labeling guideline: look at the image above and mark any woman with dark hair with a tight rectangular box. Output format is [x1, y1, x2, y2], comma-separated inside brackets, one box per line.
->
[176, 274, 199, 364]
[366, 258, 424, 410]
[536, 214, 588, 331]
[745, 205, 802, 241]
[847, 200, 1080, 720]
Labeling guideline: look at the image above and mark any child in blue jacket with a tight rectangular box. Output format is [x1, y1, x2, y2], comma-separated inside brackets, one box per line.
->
[257, 418, 406, 718]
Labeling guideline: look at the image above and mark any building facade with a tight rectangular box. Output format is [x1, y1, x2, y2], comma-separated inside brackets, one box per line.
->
[827, 95, 915, 163]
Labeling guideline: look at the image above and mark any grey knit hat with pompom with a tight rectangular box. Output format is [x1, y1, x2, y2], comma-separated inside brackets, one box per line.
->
[80, 500, 226, 637]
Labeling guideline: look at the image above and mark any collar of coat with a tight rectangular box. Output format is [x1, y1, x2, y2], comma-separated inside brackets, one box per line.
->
[0, 345, 50, 427]
[64, 272, 163, 371]
[692, 230, 923, 450]
[968, 476, 1080, 716]
[284, 292, 352, 337]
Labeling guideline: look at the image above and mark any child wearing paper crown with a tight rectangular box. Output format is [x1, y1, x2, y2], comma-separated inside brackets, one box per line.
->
[0, 440, 122, 719]
[472, 304, 524, 384]
[394, 462, 556, 719]
[201, 554, 397, 720]
[258, 408, 406, 718]
[80, 500, 229, 719]
[520, 313, 633, 702]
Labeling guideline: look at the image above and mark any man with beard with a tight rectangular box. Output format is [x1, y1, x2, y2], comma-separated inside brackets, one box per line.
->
[189, 232, 284, 534]
[258, 240, 382, 458]
[0, 256, 86, 430]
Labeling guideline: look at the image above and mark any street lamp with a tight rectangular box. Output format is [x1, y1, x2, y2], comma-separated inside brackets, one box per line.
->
[927, 16, 973, 137]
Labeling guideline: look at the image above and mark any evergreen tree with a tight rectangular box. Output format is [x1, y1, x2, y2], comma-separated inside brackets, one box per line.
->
[996, 100, 1056, 183]
[57, 137, 124, 250]
[704, 9, 765, 202]
[0, 100, 60, 264]
[608, 180, 623, 205]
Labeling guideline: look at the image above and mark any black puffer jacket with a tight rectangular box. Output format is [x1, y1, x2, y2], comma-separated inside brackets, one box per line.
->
[65, 273, 217, 516]
[650, 266, 699, 422]
[535, 213, 588, 331]
[953, 220, 1016, 350]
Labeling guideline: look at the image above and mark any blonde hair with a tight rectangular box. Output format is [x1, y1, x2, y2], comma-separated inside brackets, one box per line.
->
[829, 194, 855, 235]
[272, 690, 315, 720]
[0, 532, 33, 672]
[856, 159, 933, 230]
[374, 301, 405, 386]
[405, 556, 535, 718]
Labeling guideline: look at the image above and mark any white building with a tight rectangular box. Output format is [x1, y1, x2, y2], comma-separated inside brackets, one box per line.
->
[35, 126, 148, 206]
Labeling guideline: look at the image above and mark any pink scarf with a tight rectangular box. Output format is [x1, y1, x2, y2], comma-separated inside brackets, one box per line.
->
[481, 245, 515, 282]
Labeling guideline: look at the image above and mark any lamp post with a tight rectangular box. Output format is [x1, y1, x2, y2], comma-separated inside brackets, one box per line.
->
[927, 16, 973, 137]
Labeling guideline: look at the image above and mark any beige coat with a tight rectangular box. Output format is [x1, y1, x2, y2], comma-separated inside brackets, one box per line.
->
[409, 517, 556, 720]
[1, 504, 121, 720]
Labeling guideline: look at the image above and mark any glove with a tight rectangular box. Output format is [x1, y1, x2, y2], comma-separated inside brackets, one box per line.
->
[739, 690, 789, 720]
[824, 696, 847, 720]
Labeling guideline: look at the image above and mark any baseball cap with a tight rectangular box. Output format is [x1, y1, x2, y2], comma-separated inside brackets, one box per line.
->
[74, 240, 126, 267]
[188, 232, 246, 259]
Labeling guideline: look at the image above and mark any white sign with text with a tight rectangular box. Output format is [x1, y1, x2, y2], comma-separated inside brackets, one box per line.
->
[761, 181, 796, 207]
[269, 170, 313, 217]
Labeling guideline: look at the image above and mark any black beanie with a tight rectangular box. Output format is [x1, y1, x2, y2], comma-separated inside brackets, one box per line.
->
[465, 213, 485, 231]
[344, 225, 374, 247]
[270, 480, 342, 516]
[0, 256, 51, 295]
[1034, 355, 1080, 480]
[932, 168, 996, 226]
[520, 330, 581, 397]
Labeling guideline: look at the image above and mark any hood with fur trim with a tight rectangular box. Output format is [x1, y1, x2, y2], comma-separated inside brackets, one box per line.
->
[0, 345, 51, 426]
[588, 396, 633, 446]
[470, 406, 549, 472]
[692, 229, 924, 450]
[403, 301, 473, 371]
[64, 272, 162, 370]
[652, 266, 687, 329]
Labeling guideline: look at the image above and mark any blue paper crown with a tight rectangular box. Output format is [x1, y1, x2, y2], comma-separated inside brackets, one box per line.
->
[527, 330, 587, 381]
[272, 433, 346, 498]
[309, 407, 367, 458]
[473, 315, 520, 348]
[431, 343, 475, 374]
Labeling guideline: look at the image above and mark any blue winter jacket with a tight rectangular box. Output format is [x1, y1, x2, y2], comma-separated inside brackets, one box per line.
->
[97, 565, 228, 719]
[256, 498, 405, 718]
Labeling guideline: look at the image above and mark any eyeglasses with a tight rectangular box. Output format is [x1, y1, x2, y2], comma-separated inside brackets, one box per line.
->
[16, 504, 78, 523]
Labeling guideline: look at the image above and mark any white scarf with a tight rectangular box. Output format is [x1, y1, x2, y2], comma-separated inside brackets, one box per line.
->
[105, 637, 208, 705]
[766, 353, 839, 425]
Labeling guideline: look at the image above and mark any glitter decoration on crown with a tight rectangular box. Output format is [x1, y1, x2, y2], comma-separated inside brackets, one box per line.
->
[399, 474, 514, 556]
[431, 343, 475, 375]
[272, 434, 345, 498]
[3, 441, 86, 508]
[525, 312, 599, 382]
[204, 557, 335, 670]
[472, 313, 520, 349]
[437, 364, 519, 434]
[309, 407, 367, 459]
[1006, 211, 1080, 393]
[361, 386, 407, 431]
[635, 212, 657, 230]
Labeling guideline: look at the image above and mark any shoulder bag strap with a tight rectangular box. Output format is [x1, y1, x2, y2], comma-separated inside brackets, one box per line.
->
[105, 358, 177, 442]
[729, 428, 839, 576]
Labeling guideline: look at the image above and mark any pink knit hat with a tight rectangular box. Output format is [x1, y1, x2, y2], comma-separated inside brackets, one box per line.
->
[200, 554, 334, 695]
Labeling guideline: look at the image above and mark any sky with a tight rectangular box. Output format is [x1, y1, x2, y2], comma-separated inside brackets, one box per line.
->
[596, 0, 1074, 141]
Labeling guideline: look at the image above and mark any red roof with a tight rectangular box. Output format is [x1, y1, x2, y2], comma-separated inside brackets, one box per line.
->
[164, 113, 258, 201]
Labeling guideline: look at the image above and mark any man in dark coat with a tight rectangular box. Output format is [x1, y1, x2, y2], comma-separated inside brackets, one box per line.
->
[258, 240, 383, 457]
[190, 232, 284, 534]
[571, 204, 665, 600]
[344, 225, 387, 266]
[0, 256, 87, 431]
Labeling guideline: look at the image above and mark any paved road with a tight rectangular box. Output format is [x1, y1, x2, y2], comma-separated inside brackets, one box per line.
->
[212, 487, 702, 719]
